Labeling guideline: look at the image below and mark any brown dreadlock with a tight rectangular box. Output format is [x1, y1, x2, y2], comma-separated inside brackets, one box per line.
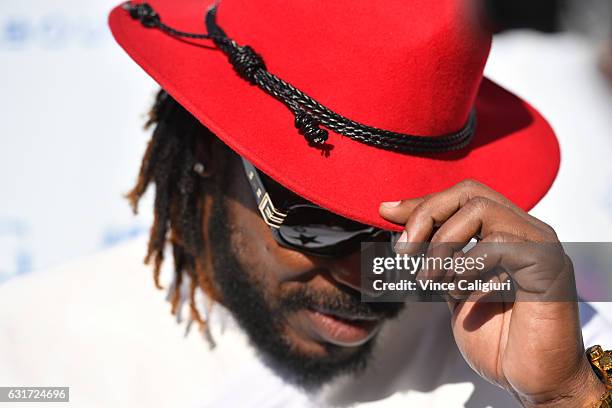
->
[127, 89, 224, 328]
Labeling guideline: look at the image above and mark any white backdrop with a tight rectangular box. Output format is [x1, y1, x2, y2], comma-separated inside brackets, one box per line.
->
[0, 0, 156, 282]
[1, 1, 612, 284]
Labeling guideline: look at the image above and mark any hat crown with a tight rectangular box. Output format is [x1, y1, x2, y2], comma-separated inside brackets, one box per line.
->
[109, 0, 559, 230]
[215, 0, 491, 137]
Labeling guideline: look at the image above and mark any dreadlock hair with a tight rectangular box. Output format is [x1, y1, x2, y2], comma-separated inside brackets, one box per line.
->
[127, 89, 224, 331]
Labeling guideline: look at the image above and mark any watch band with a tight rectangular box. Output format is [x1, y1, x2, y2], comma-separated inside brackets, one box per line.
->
[593, 389, 612, 408]
[587, 345, 612, 389]
[587, 345, 612, 407]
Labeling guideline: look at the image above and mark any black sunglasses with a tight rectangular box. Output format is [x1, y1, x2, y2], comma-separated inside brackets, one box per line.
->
[241, 158, 395, 257]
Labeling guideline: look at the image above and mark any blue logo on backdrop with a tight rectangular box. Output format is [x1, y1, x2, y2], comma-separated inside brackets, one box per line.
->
[0, 217, 33, 284]
[102, 224, 148, 248]
[4, 18, 30, 47]
[1, 14, 109, 50]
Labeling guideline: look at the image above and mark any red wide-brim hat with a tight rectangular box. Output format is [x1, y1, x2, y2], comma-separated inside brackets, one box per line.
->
[109, 0, 560, 231]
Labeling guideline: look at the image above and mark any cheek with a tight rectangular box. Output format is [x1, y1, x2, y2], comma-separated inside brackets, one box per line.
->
[225, 197, 317, 288]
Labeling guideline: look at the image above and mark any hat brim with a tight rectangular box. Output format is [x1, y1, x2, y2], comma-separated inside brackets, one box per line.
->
[109, 2, 560, 232]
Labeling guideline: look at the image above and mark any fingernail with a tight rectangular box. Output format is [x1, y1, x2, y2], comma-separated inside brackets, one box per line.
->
[381, 201, 401, 208]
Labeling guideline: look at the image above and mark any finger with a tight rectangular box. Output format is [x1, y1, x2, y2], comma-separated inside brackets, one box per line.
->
[453, 232, 572, 301]
[429, 197, 541, 246]
[380, 179, 553, 236]
[413, 198, 523, 281]
[416, 242, 459, 283]
[440, 234, 520, 313]
[398, 195, 544, 257]
[379, 197, 425, 225]
[447, 236, 518, 302]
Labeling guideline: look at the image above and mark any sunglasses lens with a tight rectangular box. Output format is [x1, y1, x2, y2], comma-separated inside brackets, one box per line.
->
[276, 205, 388, 255]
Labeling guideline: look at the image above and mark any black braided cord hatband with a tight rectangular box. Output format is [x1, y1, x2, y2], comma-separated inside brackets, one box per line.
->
[123, 1, 477, 154]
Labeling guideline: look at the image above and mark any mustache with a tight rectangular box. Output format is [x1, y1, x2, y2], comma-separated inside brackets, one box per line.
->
[279, 286, 404, 320]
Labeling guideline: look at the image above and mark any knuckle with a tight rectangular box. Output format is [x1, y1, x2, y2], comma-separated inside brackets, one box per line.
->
[488, 231, 510, 243]
[510, 227, 531, 242]
[411, 200, 430, 217]
[405, 200, 432, 227]
[458, 178, 481, 190]
[430, 230, 450, 244]
[421, 193, 435, 202]
[527, 215, 559, 241]
[465, 196, 490, 212]
[540, 222, 558, 240]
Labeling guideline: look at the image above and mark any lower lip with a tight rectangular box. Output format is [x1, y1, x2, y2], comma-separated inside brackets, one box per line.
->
[303, 309, 380, 347]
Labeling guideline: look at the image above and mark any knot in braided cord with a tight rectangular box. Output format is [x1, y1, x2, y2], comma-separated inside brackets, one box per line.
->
[127, 3, 160, 28]
[226, 43, 266, 85]
[124, 1, 478, 153]
[294, 110, 329, 144]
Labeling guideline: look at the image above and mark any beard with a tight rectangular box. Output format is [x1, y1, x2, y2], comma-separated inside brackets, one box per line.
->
[207, 196, 404, 390]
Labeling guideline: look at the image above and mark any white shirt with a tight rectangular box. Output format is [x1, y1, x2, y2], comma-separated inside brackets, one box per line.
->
[1, 236, 611, 408]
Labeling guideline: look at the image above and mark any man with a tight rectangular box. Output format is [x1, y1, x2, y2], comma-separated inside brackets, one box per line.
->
[1, 0, 612, 407]
[120, 88, 609, 407]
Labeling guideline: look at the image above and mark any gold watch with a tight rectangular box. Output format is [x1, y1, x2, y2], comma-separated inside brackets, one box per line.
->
[586, 345, 612, 407]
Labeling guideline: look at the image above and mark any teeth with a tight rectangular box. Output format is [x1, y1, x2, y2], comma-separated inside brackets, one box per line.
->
[315, 309, 379, 322]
